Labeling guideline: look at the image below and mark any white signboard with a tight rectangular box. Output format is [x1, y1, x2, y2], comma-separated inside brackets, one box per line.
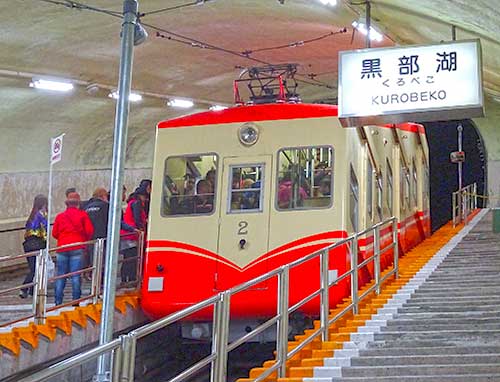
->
[50, 133, 64, 164]
[338, 40, 483, 125]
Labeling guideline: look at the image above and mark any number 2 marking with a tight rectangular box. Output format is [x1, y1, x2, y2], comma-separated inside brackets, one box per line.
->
[238, 221, 248, 235]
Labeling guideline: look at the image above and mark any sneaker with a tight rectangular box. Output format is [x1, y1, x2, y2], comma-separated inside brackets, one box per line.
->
[19, 290, 28, 299]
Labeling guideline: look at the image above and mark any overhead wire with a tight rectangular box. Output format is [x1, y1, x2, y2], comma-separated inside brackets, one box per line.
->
[141, 0, 216, 17]
[34, 0, 339, 90]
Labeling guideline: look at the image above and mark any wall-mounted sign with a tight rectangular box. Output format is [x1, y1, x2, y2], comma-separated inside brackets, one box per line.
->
[338, 40, 484, 126]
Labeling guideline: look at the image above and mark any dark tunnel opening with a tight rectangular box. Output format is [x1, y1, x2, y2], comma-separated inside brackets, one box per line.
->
[423, 119, 487, 232]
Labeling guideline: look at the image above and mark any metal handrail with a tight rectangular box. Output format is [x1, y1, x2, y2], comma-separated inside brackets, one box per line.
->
[0, 231, 145, 327]
[22, 217, 398, 382]
[452, 183, 478, 227]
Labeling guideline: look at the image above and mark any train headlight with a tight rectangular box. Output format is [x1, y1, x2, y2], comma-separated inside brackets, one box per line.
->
[238, 123, 260, 146]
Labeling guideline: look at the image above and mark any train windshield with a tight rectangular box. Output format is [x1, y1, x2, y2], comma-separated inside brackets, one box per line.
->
[277, 146, 333, 210]
[161, 154, 218, 216]
[228, 165, 264, 213]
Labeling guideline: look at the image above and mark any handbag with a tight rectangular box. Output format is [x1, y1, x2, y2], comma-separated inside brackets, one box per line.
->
[22, 236, 46, 253]
[46, 254, 55, 279]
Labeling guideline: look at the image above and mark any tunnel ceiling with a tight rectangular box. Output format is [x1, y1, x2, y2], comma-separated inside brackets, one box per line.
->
[1, 0, 500, 169]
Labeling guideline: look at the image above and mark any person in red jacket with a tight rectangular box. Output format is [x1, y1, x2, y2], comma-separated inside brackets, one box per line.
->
[52, 192, 94, 305]
[120, 186, 147, 283]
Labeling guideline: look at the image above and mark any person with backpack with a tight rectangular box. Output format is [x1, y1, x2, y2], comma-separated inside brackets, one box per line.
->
[52, 192, 94, 306]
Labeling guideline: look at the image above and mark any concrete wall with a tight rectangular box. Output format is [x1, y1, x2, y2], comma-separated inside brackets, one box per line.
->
[0, 168, 151, 257]
[473, 95, 500, 207]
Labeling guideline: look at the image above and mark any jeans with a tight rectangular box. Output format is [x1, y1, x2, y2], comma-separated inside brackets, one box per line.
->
[121, 247, 137, 283]
[22, 254, 37, 296]
[55, 249, 83, 305]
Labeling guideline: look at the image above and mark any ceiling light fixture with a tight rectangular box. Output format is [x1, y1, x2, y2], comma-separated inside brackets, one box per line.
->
[167, 98, 194, 108]
[209, 105, 227, 111]
[29, 79, 74, 92]
[134, 22, 148, 46]
[319, 0, 337, 6]
[352, 19, 383, 42]
[108, 90, 143, 102]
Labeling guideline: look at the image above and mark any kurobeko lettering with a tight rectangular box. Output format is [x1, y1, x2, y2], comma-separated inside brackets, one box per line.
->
[372, 90, 447, 106]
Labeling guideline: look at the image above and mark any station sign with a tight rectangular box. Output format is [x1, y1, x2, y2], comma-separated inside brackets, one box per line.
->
[338, 40, 484, 126]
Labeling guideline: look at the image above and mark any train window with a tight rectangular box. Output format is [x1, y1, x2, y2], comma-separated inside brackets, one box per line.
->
[386, 159, 393, 215]
[276, 146, 333, 210]
[349, 164, 359, 232]
[367, 159, 373, 221]
[228, 165, 264, 213]
[161, 154, 218, 216]
[412, 159, 418, 207]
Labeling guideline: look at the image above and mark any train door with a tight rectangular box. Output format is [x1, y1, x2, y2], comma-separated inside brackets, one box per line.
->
[215, 155, 273, 290]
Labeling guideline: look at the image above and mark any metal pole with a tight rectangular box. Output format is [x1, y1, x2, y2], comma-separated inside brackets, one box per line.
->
[92, 239, 104, 304]
[320, 249, 330, 342]
[46, 153, 57, 254]
[212, 292, 230, 382]
[393, 219, 399, 279]
[277, 267, 290, 378]
[33, 249, 48, 324]
[365, 0, 371, 49]
[457, 124, 463, 220]
[374, 226, 381, 295]
[96, 1, 138, 380]
[452, 25, 457, 41]
[351, 236, 359, 314]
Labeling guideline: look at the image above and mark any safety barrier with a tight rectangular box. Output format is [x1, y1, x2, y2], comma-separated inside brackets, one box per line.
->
[452, 183, 478, 227]
[0, 231, 144, 327]
[18, 217, 398, 382]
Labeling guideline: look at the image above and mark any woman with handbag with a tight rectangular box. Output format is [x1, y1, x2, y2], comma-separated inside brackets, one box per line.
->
[20, 195, 48, 298]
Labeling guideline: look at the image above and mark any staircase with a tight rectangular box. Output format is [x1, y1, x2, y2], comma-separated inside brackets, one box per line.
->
[306, 209, 500, 381]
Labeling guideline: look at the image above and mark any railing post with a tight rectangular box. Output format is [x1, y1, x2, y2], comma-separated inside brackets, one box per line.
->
[392, 218, 399, 279]
[211, 292, 230, 382]
[33, 249, 48, 325]
[474, 183, 478, 209]
[118, 334, 133, 382]
[320, 249, 330, 342]
[277, 267, 290, 378]
[350, 235, 359, 314]
[374, 225, 381, 295]
[452, 192, 457, 227]
[92, 239, 105, 304]
[111, 342, 123, 382]
[136, 231, 145, 289]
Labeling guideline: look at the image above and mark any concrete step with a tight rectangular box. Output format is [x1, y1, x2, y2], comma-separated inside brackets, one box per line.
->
[369, 329, 500, 342]
[323, 374, 500, 382]
[325, 354, 500, 367]
[389, 311, 500, 320]
[359, 345, 500, 357]
[403, 296, 500, 303]
[314, 364, 500, 378]
[378, 323, 500, 332]
[396, 305, 500, 313]
[400, 301, 500, 308]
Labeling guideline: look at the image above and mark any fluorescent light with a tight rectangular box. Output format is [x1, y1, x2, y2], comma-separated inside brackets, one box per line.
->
[167, 98, 194, 108]
[108, 90, 142, 102]
[352, 20, 383, 42]
[319, 0, 337, 5]
[209, 105, 227, 111]
[29, 79, 74, 92]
